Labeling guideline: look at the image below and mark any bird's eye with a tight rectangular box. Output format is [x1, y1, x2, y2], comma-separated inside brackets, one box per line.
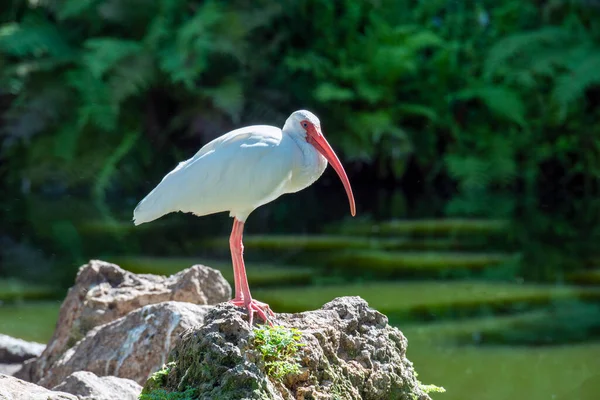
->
[302, 122, 308, 128]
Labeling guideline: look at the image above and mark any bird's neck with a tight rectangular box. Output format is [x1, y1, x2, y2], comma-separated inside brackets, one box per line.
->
[285, 130, 328, 193]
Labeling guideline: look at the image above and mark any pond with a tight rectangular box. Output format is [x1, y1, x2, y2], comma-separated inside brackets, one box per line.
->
[1, 192, 599, 399]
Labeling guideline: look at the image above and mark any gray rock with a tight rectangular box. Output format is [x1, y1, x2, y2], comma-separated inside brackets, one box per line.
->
[0, 373, 77, 400]
[16, 260, 230, 383]
[52, 371, 142, 400]
[38, 301, 210, 388]
[0, 364, 22, 376]
[146, 296, 432, 400]
[0, 334, 45, 363]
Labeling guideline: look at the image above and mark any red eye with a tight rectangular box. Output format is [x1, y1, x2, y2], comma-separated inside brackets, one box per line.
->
[302, 122, 308, 128]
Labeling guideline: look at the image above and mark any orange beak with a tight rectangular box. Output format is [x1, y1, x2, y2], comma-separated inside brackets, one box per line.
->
[307, 126, 356, 216]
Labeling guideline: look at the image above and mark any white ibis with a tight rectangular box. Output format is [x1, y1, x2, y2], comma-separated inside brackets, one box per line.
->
[133, 110, 356, 324]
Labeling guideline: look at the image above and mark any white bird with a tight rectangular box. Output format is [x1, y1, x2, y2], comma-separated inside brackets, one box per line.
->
[133, 110, 356, 324]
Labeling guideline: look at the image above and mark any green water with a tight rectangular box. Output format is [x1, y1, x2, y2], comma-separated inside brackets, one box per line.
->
[2, 299, 599, 400]
[1, 195, 599, 400]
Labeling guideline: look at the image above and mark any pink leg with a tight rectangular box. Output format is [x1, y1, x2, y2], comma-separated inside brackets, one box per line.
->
[229, 221, 243, 301]
[227, 218, 275, 325]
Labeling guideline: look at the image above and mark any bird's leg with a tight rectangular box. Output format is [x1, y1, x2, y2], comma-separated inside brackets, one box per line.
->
[228, 218, 275, 325]
[228, 219, 243, 302]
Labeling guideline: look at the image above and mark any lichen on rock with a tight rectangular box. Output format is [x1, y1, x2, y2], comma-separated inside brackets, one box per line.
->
[142, 296, 434, 400]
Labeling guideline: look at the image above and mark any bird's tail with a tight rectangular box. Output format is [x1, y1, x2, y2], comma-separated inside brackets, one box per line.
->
[132, 190, 169, 225]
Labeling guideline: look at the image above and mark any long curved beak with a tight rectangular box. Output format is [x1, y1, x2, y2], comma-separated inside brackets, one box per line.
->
[308, 127, 356, 216]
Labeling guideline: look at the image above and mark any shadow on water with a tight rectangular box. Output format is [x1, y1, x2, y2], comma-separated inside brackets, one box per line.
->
[1, 184, 600, 400]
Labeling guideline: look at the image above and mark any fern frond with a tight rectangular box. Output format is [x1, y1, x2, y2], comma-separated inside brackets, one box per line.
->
[314, 82, 355, 102]
[0, 14, 73, 58]
[66, 70, 118, 132]
[83, 37, 142, 78]
[446, 155, 490, 191]
[553, 52, 600, 114]
[454, 86, 526, 126]
[484, 27, 570, 79]
[56, 0, 99, 21]
[108, 52, 154, 104]
[93, 130, 140, 202]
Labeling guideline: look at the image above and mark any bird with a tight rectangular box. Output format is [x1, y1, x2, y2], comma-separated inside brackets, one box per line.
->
[133, 110, 356, 324]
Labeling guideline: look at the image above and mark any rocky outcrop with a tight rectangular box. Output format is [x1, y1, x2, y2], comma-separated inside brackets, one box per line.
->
[145, 296, 433, 400]
[0, 363, 21, 376]
[37, 301, 210, 388]
[52, 371, 142, 400]
[0, 373, 77, 400]
[0, 334, 45, 378]
[16, 260, 230, 383]
[0, 334, 45, 363]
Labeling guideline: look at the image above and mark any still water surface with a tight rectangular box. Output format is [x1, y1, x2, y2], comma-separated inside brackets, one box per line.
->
[1, 193, 599, 399]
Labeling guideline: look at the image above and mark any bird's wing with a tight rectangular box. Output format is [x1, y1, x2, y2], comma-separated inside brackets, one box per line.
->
[133, 125, 296, 224]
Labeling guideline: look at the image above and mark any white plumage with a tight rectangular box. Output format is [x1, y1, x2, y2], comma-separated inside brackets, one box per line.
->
[133, 122, 326, 224]
[132, 110, 355, 325]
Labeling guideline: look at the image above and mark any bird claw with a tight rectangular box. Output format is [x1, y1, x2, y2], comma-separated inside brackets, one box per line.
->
[229, 297, 275, 325]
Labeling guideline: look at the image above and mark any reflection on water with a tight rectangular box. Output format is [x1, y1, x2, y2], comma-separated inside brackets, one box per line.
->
[1, 192, 599, 399]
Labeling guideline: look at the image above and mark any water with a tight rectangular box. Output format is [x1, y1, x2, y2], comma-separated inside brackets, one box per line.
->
[1, 191, 599, 399]
[2, 301, 598, 400]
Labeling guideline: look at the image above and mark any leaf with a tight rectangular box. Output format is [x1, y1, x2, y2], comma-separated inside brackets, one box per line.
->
[446, 155, 490, 191]
[314, 83, 355, 102]
[403, 30, 444, 51]
[484, 27, 570, 79]
[108, 53, 155, 103]
[66, 70, 118, 132]
[454, 86, 526, 127]
[397, 104, 438, 121]
[0, 14, 73, 58]
[93, 130, 141, 202]
[57, 0, 99, 21]
[553, 52, 600, 118]
[83, 38, 143, 79]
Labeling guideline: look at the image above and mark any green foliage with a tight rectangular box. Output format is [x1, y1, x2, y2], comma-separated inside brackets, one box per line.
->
[142, 362, 176, 394]
[420, 383, 446, 395]
[1, 0, 599, 279]
[252, 325, 304, 380]
[138, 387, 197, 400]
[139, 362, 200, 400]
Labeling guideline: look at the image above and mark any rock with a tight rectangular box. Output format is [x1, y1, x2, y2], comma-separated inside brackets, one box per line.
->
[52, 371, 142, 400]
[38, 301, 210, 388]
[16, 260, 230, 383]
[0, 334, 45, 363]
[0, 373, 77, 400]
[145, 296, 432, 400]
[0, 363, 22, 376]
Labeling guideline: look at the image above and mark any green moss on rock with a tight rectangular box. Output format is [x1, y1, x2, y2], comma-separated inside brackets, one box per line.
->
[141, 297, 434, 400]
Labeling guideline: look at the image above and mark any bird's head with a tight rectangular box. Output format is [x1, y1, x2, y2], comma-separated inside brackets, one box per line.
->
[285, 110, 356, 217]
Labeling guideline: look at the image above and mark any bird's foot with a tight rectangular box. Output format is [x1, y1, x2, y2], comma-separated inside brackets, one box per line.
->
[229, 297, 275, 325]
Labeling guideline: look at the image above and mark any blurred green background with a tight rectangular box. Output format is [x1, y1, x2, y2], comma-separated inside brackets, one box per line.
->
[1, 0, 600, 399]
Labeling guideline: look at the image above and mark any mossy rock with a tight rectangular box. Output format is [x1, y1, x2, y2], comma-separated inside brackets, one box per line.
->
[141, 298, 434, 399]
